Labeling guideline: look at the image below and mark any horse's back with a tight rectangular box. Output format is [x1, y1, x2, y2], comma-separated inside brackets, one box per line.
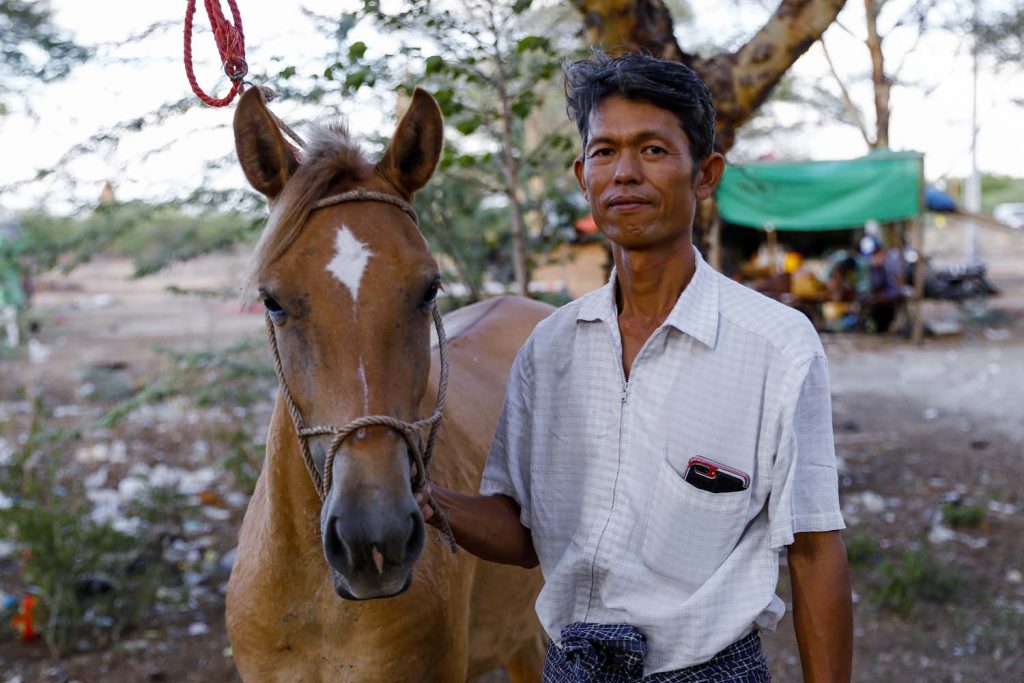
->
[432, 296, 553, 682]
[432, 296, 553, 456]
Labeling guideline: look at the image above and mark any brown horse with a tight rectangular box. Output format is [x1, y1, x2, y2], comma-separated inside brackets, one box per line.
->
[225, 87, 550, 681]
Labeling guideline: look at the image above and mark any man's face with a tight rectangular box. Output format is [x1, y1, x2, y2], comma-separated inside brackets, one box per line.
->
[573, 95, 722, 252]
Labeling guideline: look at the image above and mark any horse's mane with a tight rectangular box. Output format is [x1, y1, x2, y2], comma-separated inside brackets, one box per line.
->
[245, 123, 371, 293]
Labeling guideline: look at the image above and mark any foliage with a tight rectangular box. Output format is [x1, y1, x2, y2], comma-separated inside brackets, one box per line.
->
[317, 0, 582, 296]
[872, 549, 965, 616]
[976, 4, 1024, 67]
[941, 501, 986, 529]
[99, 339, 275, 429]
[14, 201, 263, 279]
[844, 534, 881, 566]
[979, 174, 1024, 212]
[0, 405, 183, 654]
[0, 0, 91, 115]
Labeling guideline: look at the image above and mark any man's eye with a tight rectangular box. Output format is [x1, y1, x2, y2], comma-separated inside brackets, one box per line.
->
[588, 148, 614, 159]
[643, 145, 667, 155]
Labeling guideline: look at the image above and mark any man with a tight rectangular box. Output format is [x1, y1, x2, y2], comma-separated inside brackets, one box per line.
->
[419, 51, 852, 682]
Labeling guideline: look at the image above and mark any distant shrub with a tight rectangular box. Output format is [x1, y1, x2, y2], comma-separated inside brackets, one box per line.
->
[0, 405, 185, 654]
[873, 549, 965, 616]
[845, 534, 880, 566]
[942, 501, 986, 529]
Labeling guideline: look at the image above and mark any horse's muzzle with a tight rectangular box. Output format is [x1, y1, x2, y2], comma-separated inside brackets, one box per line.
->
[321, 492, 425, 600]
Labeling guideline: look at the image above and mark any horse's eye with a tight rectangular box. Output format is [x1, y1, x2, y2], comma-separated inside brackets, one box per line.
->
[261, 292, 286, 320]
[422, 281, 441, 307]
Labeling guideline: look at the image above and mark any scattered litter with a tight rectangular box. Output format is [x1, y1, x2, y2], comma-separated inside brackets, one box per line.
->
[202, 507, 232, 522]
[71, 294, 115, 311]
[962, 535, 988, 550]
[859, 491, 887, 514]
[1007, 569, 1023, 584]
[186, 621, 209, 637]
[75, 441, 128, 465]
[922, 407, 939, 420]
[225, 491, 249, 508]
[987, 500, 1017, 516]
[984, 327, 1011, 342]
[83, 467, 108, 490]
[28, 338, 52, 364]
[53, 405, 89, 419]
[928, 524, 956, 544]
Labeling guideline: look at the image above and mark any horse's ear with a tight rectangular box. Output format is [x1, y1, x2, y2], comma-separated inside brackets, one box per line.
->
[378, 88, 444, 199]
[233, 88, 299, 200]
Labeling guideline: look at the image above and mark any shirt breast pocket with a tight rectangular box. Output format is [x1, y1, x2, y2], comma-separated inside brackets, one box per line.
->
[641, 458, 751, 592]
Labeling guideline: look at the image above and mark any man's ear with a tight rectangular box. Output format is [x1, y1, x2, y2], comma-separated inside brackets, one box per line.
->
[233, 88, 299, 199]
[695, 152, 725, 201]
[377, 88, 444, 199]
[573, 157, 588, 200]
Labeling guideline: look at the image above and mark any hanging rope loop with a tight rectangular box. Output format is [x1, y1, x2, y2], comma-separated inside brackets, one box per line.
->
[184, 0, 247, 107]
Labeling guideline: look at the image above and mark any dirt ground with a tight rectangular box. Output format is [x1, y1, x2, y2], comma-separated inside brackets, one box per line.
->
[2, 221, 1023, 682]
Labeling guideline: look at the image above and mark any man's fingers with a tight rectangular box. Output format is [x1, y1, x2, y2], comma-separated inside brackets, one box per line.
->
[415, 486, 434, 521]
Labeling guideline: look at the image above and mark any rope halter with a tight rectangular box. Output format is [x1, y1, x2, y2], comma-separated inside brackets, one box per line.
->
[264, 189, 457, 553]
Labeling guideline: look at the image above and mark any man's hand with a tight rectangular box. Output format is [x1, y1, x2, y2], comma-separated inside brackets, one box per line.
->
[415, 484, 538, 569]
[788, 530, 853, 682]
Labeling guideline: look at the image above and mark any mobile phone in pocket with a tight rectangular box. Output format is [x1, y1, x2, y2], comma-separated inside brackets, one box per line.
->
[683, 457, 750, 494]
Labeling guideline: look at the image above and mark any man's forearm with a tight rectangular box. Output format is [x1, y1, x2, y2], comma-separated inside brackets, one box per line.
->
[428, 487, 538, 568]
[788, 531, 853, 682]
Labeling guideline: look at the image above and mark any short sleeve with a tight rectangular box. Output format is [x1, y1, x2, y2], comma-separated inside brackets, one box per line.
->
[768, 354, 846, 549]
[479, 337, 534, 529]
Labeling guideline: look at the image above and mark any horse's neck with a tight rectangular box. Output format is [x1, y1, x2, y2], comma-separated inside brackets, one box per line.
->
[261, 398, 323, 549]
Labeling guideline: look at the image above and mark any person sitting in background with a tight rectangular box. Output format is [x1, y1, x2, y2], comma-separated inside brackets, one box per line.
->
[860, 236, 905, 333]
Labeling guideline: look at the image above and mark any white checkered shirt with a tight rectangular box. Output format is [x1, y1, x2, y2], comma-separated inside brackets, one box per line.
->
[480, 249, 845, 675]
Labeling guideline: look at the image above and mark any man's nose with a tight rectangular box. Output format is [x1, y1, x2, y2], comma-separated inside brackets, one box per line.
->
[613, 150, 641, 184]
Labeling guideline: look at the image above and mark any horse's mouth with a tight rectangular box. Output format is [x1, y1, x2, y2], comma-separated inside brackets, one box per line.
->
[331, 568, 413, 601]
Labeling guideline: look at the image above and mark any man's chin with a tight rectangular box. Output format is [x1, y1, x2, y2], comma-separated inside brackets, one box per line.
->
[331, 570, 412, 601]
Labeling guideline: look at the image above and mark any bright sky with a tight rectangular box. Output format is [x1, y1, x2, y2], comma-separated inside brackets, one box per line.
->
[1, 0, 1021, 214]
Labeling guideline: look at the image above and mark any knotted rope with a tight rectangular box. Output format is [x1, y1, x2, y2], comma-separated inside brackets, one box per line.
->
[263, 190, 457, 553]
[184, 0, 247, 107]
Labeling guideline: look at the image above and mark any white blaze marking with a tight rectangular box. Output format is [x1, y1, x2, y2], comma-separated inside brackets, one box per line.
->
[357, 361, 369, 411]
[326, 225, 372, 301]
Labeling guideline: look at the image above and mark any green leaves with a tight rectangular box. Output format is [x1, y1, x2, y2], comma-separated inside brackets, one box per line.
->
[425, 55, 446, 75]
[512, 0, 533, 15]
[515, 35, 551, 53]
[455, 116, 482, 135]
[348, 41, 368, 60]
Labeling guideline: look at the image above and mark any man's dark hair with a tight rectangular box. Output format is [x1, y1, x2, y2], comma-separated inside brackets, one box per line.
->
[564, 51, 717, 164]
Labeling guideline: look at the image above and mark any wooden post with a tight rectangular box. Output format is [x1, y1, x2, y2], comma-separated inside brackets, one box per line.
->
[766, 224, 778, 275]
[710, 215, 722, 271]
[911, 157, 927, 344]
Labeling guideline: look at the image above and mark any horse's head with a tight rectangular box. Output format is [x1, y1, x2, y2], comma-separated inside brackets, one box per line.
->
[234, 87, 444, 600]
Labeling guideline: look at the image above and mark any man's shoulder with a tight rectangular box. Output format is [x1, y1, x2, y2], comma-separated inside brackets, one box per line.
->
[531, 287, 603, 338]
[714, 271, 823, 362]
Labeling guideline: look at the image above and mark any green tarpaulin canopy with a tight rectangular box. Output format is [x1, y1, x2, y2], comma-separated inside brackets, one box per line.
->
[716, 150, 923, 231]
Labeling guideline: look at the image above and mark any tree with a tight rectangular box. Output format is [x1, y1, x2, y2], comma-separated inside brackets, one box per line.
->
[571, 0, 849, 152]
[0, 0, 90, 116]
[815, 0, 966, 151]
[325, 0, 579, 297]
[976, 3, 1024, 69]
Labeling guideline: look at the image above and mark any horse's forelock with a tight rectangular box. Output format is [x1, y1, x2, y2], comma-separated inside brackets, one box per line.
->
[243, 123, 369, 296]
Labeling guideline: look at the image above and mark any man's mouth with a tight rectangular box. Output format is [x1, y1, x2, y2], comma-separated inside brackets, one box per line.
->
[608, 196, 650, 210]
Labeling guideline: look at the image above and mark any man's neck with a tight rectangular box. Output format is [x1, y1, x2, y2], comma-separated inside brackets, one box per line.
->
[613, 238, 696, 326]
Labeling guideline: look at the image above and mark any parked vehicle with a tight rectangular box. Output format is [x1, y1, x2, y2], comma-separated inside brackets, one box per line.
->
[993, 203, 1024, 230]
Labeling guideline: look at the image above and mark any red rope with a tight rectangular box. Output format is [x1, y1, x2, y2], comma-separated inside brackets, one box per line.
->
[184, 0, 247, 107]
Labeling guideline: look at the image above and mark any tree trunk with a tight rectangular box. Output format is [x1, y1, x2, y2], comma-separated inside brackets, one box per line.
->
[571, 0, 848, 153]
[864, 0, 891, 149]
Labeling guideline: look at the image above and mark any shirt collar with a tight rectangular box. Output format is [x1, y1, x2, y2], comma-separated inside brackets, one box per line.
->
[576, 247, 719, 349]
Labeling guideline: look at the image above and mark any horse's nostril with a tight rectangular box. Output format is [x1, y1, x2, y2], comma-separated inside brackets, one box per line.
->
[405, 511, 425, 560]
[324, 516, 352, 571]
